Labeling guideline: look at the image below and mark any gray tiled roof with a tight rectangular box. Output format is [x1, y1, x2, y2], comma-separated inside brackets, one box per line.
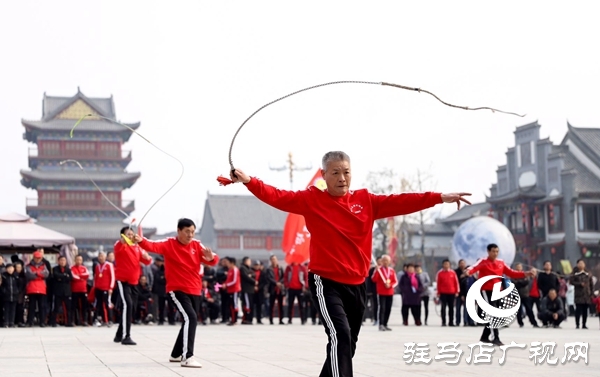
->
[564, 151, 600, 194]
[486, 186, 546, 203]
[20, 169, 140, 182]
[439, 202, 491, 223]
[207, 194, 287, 231]
[567, 123, 600, 164]
[404, 222, 454, 234]
[42, 91, 115, 120]
[22, 119, 140, 133]
[37, 220, 156, 240]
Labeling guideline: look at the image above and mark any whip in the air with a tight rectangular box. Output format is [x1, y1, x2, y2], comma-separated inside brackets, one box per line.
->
[216, 80, 525, 185]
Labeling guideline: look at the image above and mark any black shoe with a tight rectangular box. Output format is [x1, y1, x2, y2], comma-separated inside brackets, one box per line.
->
[379, 325, 386, 331]
[479, 338, 490, 343]
[269, 320, 274, 325]
[227, 322, 236, 326]
[582, 325, 588, 329]
[158, 322, 164, 326]
[241, 321, 252, 325]
[66, 323, 74, 327]
[257, 321, 264, 325]
[442, 323, 447, 327]
[121, 337, 137, 345]
[114, 335, 122, 343]
[51, 324, 58, 328]
[448, 324, 455, 327]
[532, 323, 540, 328]
[519, 324, 524, 328]
[492, 339, 504, 346]
[553, 325, 561, 328]
[279, 321, 285, 325]
[384, 326, 392, 331]
[18, 323, 26, 328]
[40, 324, 46, 328]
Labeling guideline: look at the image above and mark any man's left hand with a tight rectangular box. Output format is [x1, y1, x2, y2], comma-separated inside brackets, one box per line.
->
[441, 193, 472, 210]
[202, 246, 214, 261]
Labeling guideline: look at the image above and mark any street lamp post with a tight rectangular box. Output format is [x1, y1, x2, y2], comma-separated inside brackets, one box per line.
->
[269, 152, 312, 190]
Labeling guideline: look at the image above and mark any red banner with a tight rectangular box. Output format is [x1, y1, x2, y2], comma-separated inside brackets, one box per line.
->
[281, 169, 326, 264]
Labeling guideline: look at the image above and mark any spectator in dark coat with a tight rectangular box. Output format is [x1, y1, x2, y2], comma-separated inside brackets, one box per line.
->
[1, 264, 20, 327]
[571, 259, 594, 329]
[399, 263, 423, 326]
[537, 261, 560, 298]
[151, 256, 174, 325]
[538, 289, 565, 328]
[512, 262, 539, 328]
[13, 262, 26, 326]
[240, 257, 257, 324]
[50, 256, 73, 327]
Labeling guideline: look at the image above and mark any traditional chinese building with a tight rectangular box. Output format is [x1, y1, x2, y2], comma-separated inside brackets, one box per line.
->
[487, 121, 600, 267]
[199, 194, 286, 262]
[20, 88, 155, 251]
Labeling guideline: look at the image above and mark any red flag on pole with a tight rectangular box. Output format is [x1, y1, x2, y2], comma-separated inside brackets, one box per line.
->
[281, 169, 326, 264]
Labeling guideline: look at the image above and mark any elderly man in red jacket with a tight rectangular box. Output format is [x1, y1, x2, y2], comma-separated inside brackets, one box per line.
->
[230, 151, 471, 377]
[436, 259, 460, 326]
[133, 218, 218, 368]
[467, 243, 536, 346]
[113, 226, 153, 346]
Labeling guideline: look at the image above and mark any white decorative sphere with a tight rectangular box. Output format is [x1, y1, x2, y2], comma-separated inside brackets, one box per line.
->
[451, 216, 516, 266]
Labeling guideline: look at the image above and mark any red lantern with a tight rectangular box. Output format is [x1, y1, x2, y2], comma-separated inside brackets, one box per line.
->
[551, 247, 556, 255]
[550, 219, 555, 226]
[549, 203, 554, 210]
[582, 247, 588, 255]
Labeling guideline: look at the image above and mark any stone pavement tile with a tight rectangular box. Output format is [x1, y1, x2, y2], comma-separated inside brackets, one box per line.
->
[2, 308, 598, 377]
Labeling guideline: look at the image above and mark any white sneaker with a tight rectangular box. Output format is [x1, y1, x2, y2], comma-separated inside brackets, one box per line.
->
[181, 356, 202, 368]
[169, 356, 182, 362]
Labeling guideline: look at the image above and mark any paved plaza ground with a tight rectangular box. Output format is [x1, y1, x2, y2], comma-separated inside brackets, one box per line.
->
[1, 307, 598, 377]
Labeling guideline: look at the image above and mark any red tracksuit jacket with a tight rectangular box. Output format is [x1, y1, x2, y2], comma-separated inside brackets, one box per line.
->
[224, 266, 241, 294]
[245, 177, 442, 285]
[467, 257, 525, 291]
[436, 269, 460, 295]
[113, 241, 152, 285]
[138, 237, 219, 296]
[94, 262, 115, 291]
[71, 265, 90, 293]
[371, 266, 398, 296]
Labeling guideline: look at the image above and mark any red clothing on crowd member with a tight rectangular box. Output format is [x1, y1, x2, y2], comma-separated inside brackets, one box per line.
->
[593, 296, 600, 313]
[113, 241, 152, 285]
[25, 261, 49, 295]
[138, 238, 218, 296]
[245, 177, 442, 285]
[224, 266, 241, 294]
[529, 278, 540, 298]
[467, 257, 525, 291]
[71, 265, 90, 293]
[436, 269, 460, 295]
[94, 262, 115, 291]
[371, 266, 398, 295]
[285, 264, 307, 290]
[255, 270, 261, 291]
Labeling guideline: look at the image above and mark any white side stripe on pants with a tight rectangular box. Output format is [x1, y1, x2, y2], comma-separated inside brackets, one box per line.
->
[117, 281, 126, 340]
[169, 291, 190, 360]
[314, 275, 339, 377]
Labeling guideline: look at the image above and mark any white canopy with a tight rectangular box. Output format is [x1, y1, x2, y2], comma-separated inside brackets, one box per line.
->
[0, 212, 75, 248]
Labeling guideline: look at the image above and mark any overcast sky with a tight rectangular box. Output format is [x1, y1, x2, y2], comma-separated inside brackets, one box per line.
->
[1, 1, 599, 234]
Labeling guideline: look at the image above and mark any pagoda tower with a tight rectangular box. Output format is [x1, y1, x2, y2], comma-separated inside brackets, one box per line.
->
[20, 88, 155, 251]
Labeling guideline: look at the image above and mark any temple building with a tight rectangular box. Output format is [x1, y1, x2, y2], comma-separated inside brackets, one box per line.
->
[199, 194, 286, 262]
[487, 121, 600, 267]
[20, 88, 155, 251]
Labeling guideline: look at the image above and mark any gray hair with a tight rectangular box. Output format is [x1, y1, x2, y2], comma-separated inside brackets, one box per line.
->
[321, 151, 350, 170]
